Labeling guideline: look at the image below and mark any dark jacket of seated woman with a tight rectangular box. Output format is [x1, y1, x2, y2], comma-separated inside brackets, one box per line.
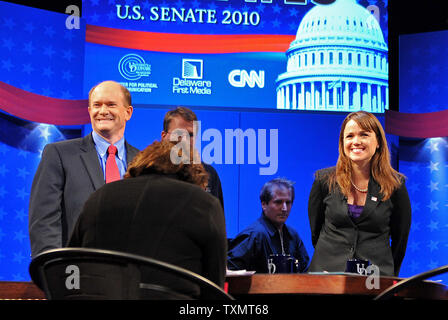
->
[68, 140, 227, 299]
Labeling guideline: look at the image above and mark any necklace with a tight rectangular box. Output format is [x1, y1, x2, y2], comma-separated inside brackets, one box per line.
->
[351, 180, 368, 193]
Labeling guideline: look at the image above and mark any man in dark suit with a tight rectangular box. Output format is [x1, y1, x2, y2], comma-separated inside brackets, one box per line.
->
[160, 107, 224, 209]
[29, 80, 139, 258]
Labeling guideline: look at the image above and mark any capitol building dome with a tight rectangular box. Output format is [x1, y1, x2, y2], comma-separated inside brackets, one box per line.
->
[276, 0, 388, 112]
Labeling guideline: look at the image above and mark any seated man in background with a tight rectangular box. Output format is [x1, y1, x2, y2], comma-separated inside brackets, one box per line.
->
[227, 178, 309, 273]
[68, 139, 227, 299]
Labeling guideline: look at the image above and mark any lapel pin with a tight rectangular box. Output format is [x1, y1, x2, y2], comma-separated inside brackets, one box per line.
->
[371, 196, 377, 202]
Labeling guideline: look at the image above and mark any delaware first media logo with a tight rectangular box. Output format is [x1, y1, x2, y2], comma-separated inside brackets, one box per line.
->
[118, 53, 158, 93]
[172, 59, 212, 95]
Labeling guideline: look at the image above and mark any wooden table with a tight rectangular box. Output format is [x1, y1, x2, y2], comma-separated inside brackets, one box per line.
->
[0, 281, 45, 300]
[2, 274, 447, 300]
[226, 273, 448, 299]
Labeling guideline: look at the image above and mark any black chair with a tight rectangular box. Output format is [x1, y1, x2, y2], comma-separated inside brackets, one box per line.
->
[374, 265, 448, 300]
[29, 247, 234, 300]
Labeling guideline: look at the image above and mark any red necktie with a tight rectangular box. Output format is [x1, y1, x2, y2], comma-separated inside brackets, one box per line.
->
[105, 145, 120, 183]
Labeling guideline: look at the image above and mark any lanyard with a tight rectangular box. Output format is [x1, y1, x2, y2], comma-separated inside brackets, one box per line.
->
[278, 229, 285, 255]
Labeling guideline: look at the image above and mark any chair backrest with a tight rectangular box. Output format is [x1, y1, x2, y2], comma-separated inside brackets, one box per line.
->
[374, 265, 448, 300]
[29, 247, 234, 300]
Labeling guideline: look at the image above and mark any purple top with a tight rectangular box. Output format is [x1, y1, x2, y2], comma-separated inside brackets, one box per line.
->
[348, 204, 364, 219]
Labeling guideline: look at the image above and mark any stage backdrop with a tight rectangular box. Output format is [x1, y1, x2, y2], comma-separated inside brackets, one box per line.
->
[397, 31, 448, 283]
[11, 1, 448, 286]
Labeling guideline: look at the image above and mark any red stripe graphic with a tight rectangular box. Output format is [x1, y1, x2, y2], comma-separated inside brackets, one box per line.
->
[0, 81, 89, 125]
[86, 24, 295, 53]
[1, 80, 447, 133]
[385, 109, 448, 138]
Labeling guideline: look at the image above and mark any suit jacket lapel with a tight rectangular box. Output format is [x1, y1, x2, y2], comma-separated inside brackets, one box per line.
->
[125, 141, 139, 164]
[336, 190, 356, 226]
[357, 177, 382, 224]
[79, 134, 104, 190]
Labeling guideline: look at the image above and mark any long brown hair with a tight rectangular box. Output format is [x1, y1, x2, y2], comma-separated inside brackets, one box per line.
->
[328, 111, 404, 200]
[124, 139, 209, 190]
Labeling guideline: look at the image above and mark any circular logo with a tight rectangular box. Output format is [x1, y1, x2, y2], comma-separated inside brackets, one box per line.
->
[118, 54, 150, 81]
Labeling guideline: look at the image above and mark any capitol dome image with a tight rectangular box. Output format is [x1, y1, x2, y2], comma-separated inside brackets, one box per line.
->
[276, 0, 388, 112]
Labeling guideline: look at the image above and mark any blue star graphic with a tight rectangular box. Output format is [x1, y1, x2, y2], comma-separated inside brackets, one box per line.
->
[3, 17, 16, 29]
[90, 13, 100, 23]
[60, 90, 73, 99]
[2, 38, 14, 51]
[426, 140, 439, 153]
[0, 186, 7, 198]
[272, 19, 281, 28]
[17, 167, 30, 179]
[43, 66, 54, 77]
[64, 29, 75, 41]
[0, 144, 8, 155]
[18, 146, 30, 158]
[409, 260, 420, 272]
[62, 70, 74, 81]
[427, 260, 439, 269]
[427, 220, 439, 232]
[289, 22, 297, 32]
[44, 26, 56, 37]
[428, 180, 439, 192]
[408, 182, 419, 193]
[427, 161, 439, 173]
[427, 240, 439, 252]
[63, 50, 74, 61]
[43, 46, 56, 58]
[2, 59, 14, 72]
[24, 22, 35, 33]
[12, 273, 26, 281]
[16, 188, 29, 201]
[13, 251, 26, 264]
[23, 41, 35, 55]
[22, 63, 34, 75]
[0, 164, 9, 177]
[14, 229, 27, 242]
[191, 0, 201, 8]
[409, 241, 420, 252]
[289, 7, 298, 17]
[42, 87, 54, 97]
[272, 4, 282, 14]
[427, 200, 439, 212]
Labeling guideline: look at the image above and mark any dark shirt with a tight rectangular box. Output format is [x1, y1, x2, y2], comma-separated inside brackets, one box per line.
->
[203, 163, 224, 210]
[227, 214, 309, 273]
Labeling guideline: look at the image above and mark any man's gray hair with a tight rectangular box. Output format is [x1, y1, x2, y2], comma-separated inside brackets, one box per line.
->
[259, 177, 295, 204]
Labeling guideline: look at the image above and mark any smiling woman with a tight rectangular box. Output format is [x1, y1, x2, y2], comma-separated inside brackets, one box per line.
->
[307, 111, 412, 277]
[335, 111, 401, 200]
[343, 120, 378, 165]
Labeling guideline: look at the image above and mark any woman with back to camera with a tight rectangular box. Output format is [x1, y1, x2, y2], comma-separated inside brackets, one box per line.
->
[308, 111, 411, 276]
[68, 139, 227, 299]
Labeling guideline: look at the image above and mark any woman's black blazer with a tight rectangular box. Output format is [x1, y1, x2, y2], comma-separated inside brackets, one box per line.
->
[308, 167, 411, 276]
